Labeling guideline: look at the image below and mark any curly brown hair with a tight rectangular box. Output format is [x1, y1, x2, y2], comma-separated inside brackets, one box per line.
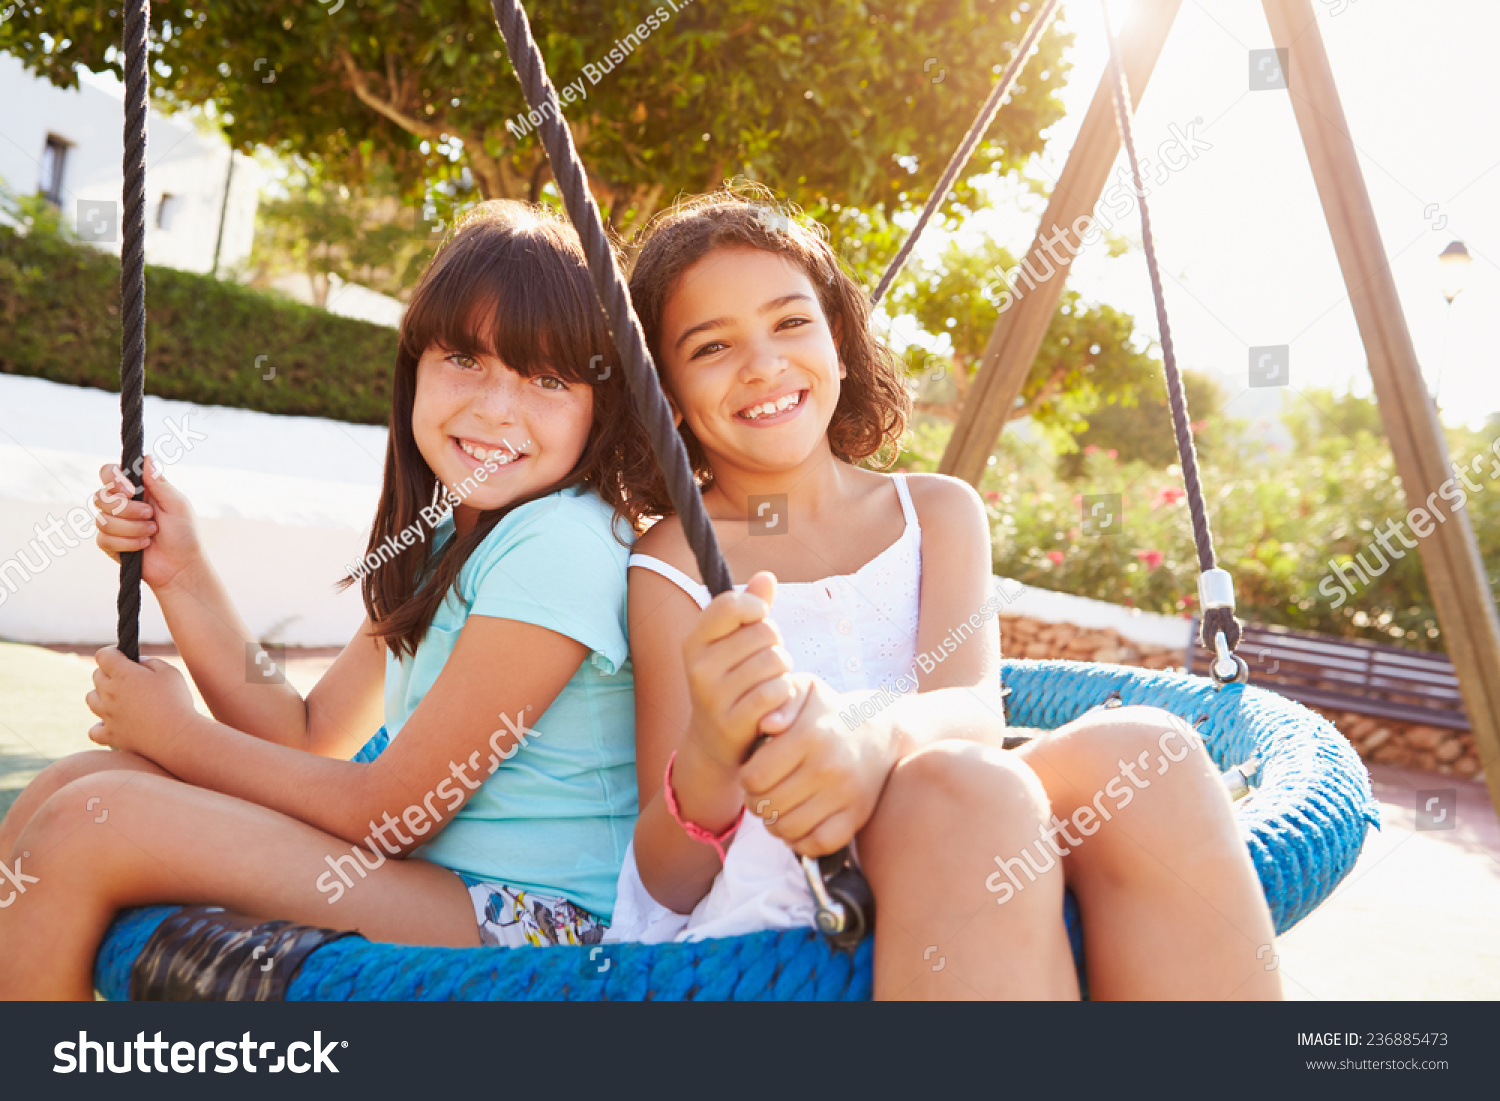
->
[620, 183, 912, 518]
[346, 199, 655, 657]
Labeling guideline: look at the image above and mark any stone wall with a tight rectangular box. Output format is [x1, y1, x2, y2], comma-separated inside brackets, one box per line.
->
[998, 611, 1479, 778]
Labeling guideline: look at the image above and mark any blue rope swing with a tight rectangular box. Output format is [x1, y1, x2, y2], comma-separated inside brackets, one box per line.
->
[96, 0, 1379, 999]
[95, 661, 1379, 1000]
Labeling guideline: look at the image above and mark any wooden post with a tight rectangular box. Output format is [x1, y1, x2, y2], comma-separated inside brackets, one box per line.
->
[1263, 0, 1500, 811]
[939, 0, 1183, 485]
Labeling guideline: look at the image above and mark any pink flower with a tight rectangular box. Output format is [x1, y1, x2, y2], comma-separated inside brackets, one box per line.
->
[1071, 493, 1083, 506]
[1047, 551, 1065, 565]
[1151, 486, 1186, 510]
[1135, 549, 1165, 570]
[1084, 444, 1099, 455]
[984, 490, 1000, 501]
[1107, 449, 1118, 460]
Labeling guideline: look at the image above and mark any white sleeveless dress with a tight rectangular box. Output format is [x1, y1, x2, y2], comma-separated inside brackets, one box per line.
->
[604, 474, 924, 943]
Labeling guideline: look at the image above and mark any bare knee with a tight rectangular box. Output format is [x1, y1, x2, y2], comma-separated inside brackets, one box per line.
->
[13, 770, 165, 869]
[2, 752, 153, 855]
[864, 740, 1052, 856]
[1033, 707, 1213, 795]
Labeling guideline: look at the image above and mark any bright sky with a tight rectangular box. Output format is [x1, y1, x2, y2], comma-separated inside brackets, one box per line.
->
[914, 0, 1499, 433]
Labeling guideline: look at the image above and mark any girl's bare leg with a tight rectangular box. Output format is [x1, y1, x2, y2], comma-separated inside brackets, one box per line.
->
[0, 750, 170, 858]
[0, 770, 478, 1000]
[857, 739, 1079, 1000]
[1014, 705, 1281, 1000]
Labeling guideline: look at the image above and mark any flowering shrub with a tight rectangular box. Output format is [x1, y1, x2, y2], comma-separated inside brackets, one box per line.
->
[894, 414, 1500, 653]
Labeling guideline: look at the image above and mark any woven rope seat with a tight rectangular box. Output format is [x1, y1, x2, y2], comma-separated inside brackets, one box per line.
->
[94, 660, 1378, 1001]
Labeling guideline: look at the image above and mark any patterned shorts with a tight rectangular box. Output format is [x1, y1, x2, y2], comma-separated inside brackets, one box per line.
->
[459, 875, 606, 948]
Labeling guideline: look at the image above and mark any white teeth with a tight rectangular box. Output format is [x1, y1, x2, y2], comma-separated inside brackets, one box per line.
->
[741, 391, 802, 420]
[459, 440, 522, 463]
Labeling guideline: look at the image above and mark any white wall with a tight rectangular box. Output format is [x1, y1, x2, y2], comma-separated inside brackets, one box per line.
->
[990, 576, 1192, 651]
[0, 375, 384, 647]
[0, 375, 1196, 650]
[0, 53, 259, 275]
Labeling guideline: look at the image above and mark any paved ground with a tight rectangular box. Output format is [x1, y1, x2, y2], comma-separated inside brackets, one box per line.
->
[2, 640, 1497, 998]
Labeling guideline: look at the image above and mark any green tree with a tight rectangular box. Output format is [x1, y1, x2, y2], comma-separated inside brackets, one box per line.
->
[886, 236, 1162, 447]
[1281, 386, 1385, 453]
[5, 1, 1069, 237]
[1057, 368, 1233, 475]
[249, 162, 438, 306]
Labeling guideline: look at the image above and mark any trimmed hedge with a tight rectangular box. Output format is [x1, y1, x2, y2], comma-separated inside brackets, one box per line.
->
[0, 226, 396, 424]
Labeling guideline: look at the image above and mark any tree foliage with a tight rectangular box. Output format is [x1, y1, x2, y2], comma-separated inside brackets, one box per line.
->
[248, 164, 435, 305]
[886, 236, 1163, 447]
[5, 0, 1070, 236]
[1057, 368, 1233, 474]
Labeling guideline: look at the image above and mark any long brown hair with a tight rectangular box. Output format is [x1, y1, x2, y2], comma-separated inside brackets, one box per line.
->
[619, 183, 912, 517]
[349, 200, 653, 657]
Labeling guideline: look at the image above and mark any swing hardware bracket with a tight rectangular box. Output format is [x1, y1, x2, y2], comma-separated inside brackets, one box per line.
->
[1198, 567, 1236, 612]
[1221, 757, 1262, 802]
[801, 856, 849, 938]
[746, 734, 874, 950]
[1210, 630, 1250, 687]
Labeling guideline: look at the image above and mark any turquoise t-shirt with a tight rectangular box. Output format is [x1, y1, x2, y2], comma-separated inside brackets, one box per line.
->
[382, 484, 637, 920]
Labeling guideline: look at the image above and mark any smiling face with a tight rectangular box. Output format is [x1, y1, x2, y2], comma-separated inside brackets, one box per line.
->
[659, 245, 845, 477]
[411, 346, 594, 527]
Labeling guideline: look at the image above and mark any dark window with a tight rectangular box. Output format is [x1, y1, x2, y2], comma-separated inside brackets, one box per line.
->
[40, 134, 71, 206]
[156, 193, 181, 230]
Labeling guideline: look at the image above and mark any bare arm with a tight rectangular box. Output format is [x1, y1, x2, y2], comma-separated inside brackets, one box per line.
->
[93, 459, 383, 754]
[628, 566, 742, 913]
[87, 615, 585, 849]
[154, 561, 386, 756]
[877, 473, 1010, 757]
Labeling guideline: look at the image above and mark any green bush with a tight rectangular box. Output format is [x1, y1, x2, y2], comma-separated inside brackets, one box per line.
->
[0, 218, 396, 424]
[897, 411, 1500, 654]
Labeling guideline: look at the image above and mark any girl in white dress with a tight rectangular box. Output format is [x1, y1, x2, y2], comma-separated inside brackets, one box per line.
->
[606, 187, 1281, 1000]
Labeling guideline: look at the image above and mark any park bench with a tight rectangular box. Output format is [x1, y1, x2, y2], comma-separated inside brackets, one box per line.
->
[1185, 618, 1469, 730]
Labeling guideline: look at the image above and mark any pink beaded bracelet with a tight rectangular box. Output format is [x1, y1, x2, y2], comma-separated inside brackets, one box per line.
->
[662, 750, 744, 864]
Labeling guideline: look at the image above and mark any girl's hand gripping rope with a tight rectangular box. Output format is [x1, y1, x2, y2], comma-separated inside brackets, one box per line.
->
[93, 457, 205, 595]
[85, 645, 199, 758]
[679, 571, 799, 778]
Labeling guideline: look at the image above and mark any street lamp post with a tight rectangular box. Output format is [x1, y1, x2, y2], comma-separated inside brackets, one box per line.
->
[1434, 240, 1471, 405]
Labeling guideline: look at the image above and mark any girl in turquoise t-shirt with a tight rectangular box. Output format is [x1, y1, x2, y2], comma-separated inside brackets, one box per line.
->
[0, 201, 649, 998]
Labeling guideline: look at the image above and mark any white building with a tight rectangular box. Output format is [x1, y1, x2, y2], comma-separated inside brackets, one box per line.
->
[0, 53, 259, 274]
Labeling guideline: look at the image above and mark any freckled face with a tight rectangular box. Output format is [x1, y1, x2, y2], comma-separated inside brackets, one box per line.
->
[411, 347, 593, 520]
[659, 246, 845, 473]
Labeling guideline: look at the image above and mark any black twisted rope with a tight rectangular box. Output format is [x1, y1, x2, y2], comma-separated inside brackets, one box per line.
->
[489, 0, 874, 944]
[118, 0, 150, 663]
[1101, 9, 1240, 653]
[870, 0, 1063, 306]
[489, 0, 731, 597]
